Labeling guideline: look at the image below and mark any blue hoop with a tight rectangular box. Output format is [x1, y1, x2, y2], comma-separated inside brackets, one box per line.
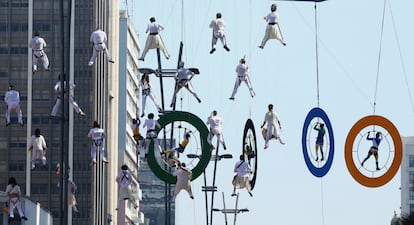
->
[302, 107, 334, 177]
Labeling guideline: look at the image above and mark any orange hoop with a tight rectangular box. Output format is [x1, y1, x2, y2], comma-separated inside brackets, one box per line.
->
[345, 115, 402, 188]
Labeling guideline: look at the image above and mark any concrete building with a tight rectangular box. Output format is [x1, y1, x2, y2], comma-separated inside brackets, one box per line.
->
[401, 136, 414, 215]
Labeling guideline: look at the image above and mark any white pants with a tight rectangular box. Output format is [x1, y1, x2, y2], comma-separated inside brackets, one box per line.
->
[171, 80, 200, 106]
[140, 34, 169, 59]
[233, 176, 252, 194]
[174, 182, 193, 200]
[212, 31, 227, 48]
[51, 95, 84, 116]
[265, 124, 284, 145]
[91, 139, 107, 162]
[89, 43, 112, 64]
[142, 92, 162, 115]
[32, 50, 49, 71]
[144, 138, 162, 154]
[208, 128, 226, 149]
[9, 197, 25, 218]
[230, 75, 255, 98]
[31, 149, 47, 168]
[5, 103, 23, 124]
[260, 24, 285, 47]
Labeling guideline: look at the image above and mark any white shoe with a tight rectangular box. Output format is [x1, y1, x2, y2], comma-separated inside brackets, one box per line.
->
[88, 61, 93, 66]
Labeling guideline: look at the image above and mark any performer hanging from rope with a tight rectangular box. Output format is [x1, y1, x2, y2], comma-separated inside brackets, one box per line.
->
[361, 131, 382, 170]
[29, 31, 50, 74]
[209, 12, 230, 54]
[232, 155, 253, 197]
[131, 118, 143, 147]
[4, 85, 24, 127]
[258, 4, 286, 49]
[88, 28, 115, 66]
[50, 74, 86, 117]
[56, 166, 80, 214]
[88, 120, 108, 164]
[261, 104, 285, 149]
[207, 110, 227, 150]
[170, 61, 201, 108]
[142, 113, 163, 160]
[138, 17, 170, 61]
[172, 159, 194, 200]
[6, 177, 28, 224]
[229, 57, 255, 100]
[139, 73, 163, 118]
[28, 128, 48, 170]
[313, 122, 325, 161]
[163, 130, 192, 154]
[116, 164, 138, 209]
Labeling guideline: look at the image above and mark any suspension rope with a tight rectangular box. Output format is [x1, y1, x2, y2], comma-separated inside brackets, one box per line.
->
[314, 2, 320, 108]
[387, 0, 414, 113]
[373, 0, 387, 115]
[320, 178, 325, 225]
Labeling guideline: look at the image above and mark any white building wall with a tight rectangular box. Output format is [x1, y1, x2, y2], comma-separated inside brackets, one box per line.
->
[401, 136, 414, 216]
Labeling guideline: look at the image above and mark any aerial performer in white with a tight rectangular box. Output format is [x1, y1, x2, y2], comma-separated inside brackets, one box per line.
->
[140, 73, 163, 118]
[261, 104, 285, 149]
[50, 74, 86, 117]
[6, 177, 28, 223]
[172, 159, 194, 200]
[229, 57, 255, 100]
[142, 113, 163, 160]
[4, 85, 23, 126]
[206, 110, 227, 150]
[28, 128, 48, 170]
[88, 28, 115, 66]
[138, 17, 170, 61]
[88, 120, 108, 164]
[232, 155, 253, 197]
[209, 12, 230, 54]
[259, 4, 286, 49]
[116, 164, 138, 209]
[29, 31, 50, 74]
[170, 61, 201, 107]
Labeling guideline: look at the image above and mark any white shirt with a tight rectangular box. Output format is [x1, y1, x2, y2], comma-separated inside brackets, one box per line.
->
[88, 127, 106, 140]
[176, 68, 193, 81]
[143, 119, 161, 131]
[236, 63, 248, 77]
[146, 22, 164, 34]
[29, 36, 47, 50]
[116, 169, 132, 188]
[90, 29, 107, 44]
[264, 111, 280, 127]
[265, 12, 279, 24]
[4, 90, 20, 105]
[207, 115, 223, 133]
[29, 135, 47, 151]
[209, 18, 225, 32]
[6, 184, 21, 196]
[173, 167, 192, 185]
[140, 79, 151, 90]
[234, 160, 251, 177]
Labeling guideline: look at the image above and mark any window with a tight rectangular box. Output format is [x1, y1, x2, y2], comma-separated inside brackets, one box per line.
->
[410, 204, 414, 213]
[409, 155, 414, 167]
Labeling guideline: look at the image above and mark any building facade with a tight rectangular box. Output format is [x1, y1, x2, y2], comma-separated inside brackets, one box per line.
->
[401, 136, 414, 216]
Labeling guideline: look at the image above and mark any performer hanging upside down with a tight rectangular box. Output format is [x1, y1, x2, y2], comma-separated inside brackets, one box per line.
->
[361, 131, 382, 171]
[138, 17, 170, 61]
[258, 4, 286, 48]
[170, 61, 201, 107]
[229, 57, 255, 100]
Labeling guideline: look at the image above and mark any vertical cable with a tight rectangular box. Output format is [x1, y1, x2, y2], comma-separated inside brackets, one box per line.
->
[373, 0, 387, 115]
[314, 2, 320, 108]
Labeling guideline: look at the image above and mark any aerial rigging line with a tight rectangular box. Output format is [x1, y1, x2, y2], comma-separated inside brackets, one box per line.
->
[314, 2, 320, 108]
[386, 0, 414, 113]
[373, 0, 387, 115]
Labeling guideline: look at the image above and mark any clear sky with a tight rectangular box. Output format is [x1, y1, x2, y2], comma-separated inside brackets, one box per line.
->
[122, 0, 414, 225]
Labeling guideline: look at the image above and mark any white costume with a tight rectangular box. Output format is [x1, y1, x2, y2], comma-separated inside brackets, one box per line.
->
[116, 166, 137, 208]
[68, 180, 79, 212]
[206, 113, 226, 150]
[209, 13, 229, 53]
[173, 164, 193, 200]
[143, 117, 162, 155]
[88, 126, 108, 163]
[170, 65, 201, 107]
[138, 20, 170, 60]
[6, 184, 27, 220]
[140, 75, 162, 117]
[50, 80, 86, 117]
[28, 132, 47, 169]
[4, 87, 23, 126]
[232, 159, 252, 196]
[259, 8, 286, 48]
[88, 29, 114, 66]
[262, 109, 285, 149]
[230, 62, 255, 99]
[29, 34, 50, 73]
